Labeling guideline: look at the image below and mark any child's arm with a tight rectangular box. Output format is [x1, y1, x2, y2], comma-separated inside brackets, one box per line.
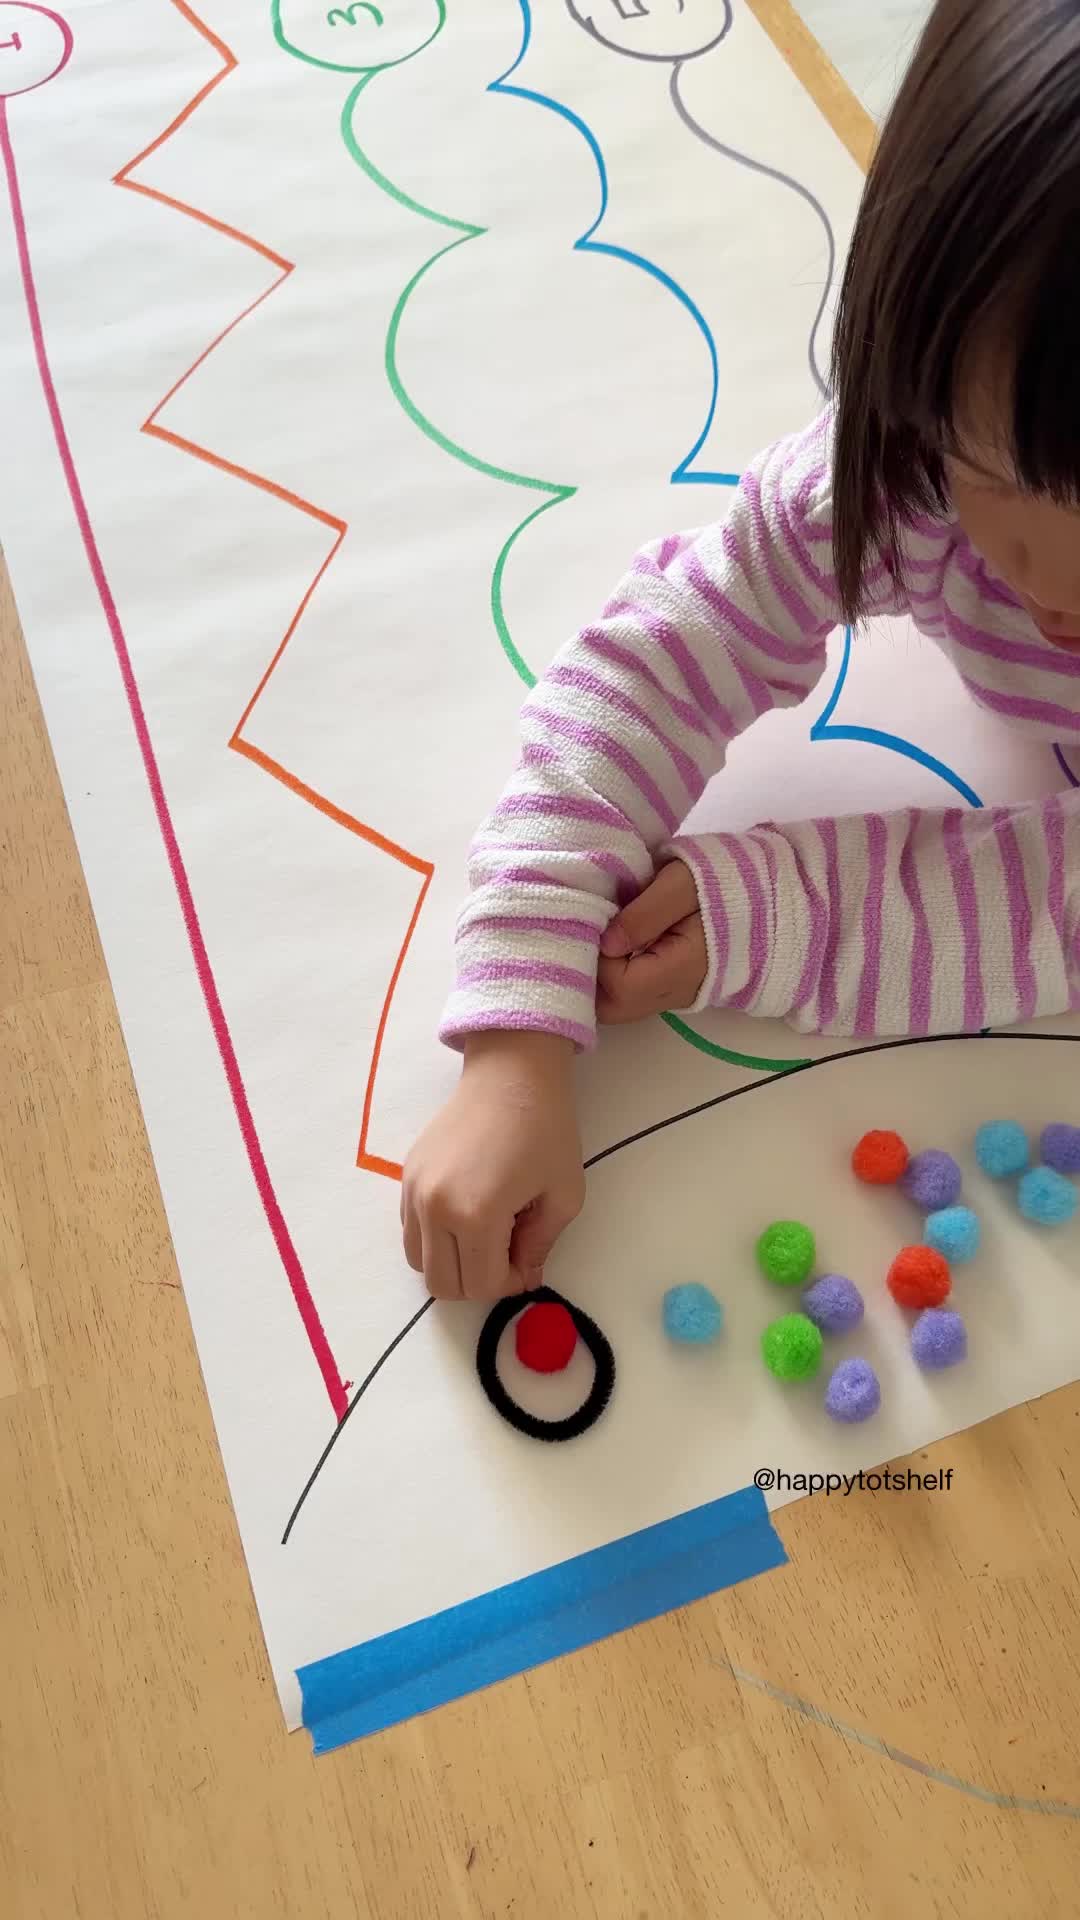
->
[405, 412, 904, 1301]
[602, 796, 1079, 1034]
[439, 410, 895, 1053]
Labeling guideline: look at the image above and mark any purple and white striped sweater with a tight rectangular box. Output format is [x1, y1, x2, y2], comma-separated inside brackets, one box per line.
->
[441, 410, 1080, 1049]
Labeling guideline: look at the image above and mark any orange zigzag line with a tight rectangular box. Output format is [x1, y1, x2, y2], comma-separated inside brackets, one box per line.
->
[115, 0, 431, 1182]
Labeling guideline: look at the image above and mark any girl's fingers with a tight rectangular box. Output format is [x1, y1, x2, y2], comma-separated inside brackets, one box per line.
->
[598, 954, 676, 1021]
[510, 1190, 581, 1288]
[422, 1225, 464, 1300]
[598, 927, 705, 1024]
[456, 1230, 516, 1302]
[600, 861, 697, 957]
[401, 1198, 424, 1273]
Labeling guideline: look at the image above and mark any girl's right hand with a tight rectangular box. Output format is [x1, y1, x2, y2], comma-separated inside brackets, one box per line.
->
[401, 1032, 586, 1301]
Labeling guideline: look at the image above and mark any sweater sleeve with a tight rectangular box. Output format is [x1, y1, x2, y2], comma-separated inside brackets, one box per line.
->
[441, 410, 902, 1048]
[668, 794, 1080, 1035]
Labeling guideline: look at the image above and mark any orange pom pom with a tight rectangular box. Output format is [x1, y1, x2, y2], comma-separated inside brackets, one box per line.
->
[887, 1245, 951, 1309]
[852, 1129, 910, 1185]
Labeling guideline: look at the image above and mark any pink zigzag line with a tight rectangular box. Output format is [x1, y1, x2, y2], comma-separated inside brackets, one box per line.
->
[0, 86, 350, 1422]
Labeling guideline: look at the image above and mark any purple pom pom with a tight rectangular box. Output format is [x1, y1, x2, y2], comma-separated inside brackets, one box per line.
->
[825, 1358, 881, 1423]
[901, 1148, 963, 1212]
[803, 1273, 865, 1334]
[911, 1308, 967, 1370]
[1040, 1124, 1080, 1175]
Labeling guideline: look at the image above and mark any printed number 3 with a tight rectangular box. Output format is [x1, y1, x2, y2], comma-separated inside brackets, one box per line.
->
[0, 32, 23, 51]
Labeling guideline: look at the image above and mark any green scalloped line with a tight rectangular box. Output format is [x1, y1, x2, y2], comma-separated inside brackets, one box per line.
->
[338, 71, 574, 695]
[661, 1011, 808, 1072]
[277, 8, 802, 1077]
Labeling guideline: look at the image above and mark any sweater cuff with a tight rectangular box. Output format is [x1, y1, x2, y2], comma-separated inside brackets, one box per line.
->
[439, 887, 610, 1052]
[663, 831, 783, 1016]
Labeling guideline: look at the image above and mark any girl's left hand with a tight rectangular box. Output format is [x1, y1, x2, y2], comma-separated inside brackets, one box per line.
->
[596, 860, 707, 1024]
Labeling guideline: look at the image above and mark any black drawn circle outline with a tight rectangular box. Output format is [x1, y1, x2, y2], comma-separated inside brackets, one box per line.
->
[476, 1285, 616, 1441]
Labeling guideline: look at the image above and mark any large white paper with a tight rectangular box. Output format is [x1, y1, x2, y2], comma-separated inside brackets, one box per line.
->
[3, 0, 1079, 1732]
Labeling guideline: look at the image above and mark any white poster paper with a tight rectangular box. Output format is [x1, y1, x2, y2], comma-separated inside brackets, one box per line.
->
[3, 0, 1078, 1734]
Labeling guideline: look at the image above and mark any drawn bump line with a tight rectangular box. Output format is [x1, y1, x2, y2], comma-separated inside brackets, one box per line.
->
[111, 0, 433, 1192]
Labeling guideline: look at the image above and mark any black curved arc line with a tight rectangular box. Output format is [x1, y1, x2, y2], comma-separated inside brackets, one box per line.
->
[282, 1026, 1080, 1543]
[280, 1295, 434, 1544]
[668, 59, 836, 399]
[584, 1027, 1080, 1169]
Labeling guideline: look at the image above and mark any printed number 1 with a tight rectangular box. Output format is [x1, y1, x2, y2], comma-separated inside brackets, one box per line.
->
[0, 32, 23, 51]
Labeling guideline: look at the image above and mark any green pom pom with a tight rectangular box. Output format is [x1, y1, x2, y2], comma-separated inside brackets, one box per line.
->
[762, 1312, 824, 1381]
[756, 1219, 816, 1287]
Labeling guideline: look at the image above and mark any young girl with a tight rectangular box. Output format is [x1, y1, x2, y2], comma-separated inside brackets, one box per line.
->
[402, 0, 1080, 1302]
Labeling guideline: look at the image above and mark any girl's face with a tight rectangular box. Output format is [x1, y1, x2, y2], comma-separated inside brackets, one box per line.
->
[946, 389, 1080, 652]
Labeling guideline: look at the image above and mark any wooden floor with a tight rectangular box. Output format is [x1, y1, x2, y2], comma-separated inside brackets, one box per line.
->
[3, 5, 1080, 1915]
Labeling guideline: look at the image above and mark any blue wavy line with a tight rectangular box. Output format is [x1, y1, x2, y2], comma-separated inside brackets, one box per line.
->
[811, 629, 984, 807]
[490, 13, 983, 802]
[494, 14, 982, 807]
[489, 1, 738, 490]
[813, 624, 850, 731]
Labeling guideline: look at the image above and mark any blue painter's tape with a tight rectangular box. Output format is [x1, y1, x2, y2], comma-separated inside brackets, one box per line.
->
[298, 1485, 785, 1752]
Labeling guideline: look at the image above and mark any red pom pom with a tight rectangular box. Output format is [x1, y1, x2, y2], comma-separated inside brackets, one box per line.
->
[887, 1246, 951, 1309]
[515, 1301, 578, 1373]
[852, 1129, 910, 1185]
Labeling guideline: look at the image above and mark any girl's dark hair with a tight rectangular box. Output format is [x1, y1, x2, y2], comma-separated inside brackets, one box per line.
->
[831, 0, 1080, 620]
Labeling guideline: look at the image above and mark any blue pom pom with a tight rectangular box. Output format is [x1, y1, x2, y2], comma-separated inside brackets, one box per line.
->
[824, 1358, 880, 1423]
[662, 1283, 724, 1345]
[974, 1120, 1030, 1179]
[901, 1148, 962, 1211]
[1040, 1124, 1080, 1175]
[1017, 1165, 1078, 1226]
[803, 1273, 864, 1334]
[911, 1308, 967, 1369]
[923, 1205, 980, 1263]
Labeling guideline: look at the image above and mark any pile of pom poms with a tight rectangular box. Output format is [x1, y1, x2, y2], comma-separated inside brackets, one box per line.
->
[805, 1275, 882, 1425]
[663, 1117, 1080, 1431]
[975, 1119, 1080, 1225]
[853, 1127, 982, 1264]
[750, 1213, 881, 1421]
[853, 1127, 970, 1377]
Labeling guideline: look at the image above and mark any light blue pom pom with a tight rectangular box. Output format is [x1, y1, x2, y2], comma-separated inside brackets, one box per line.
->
[1018, 1165, 1078, 1226]
[662, 1283, 724, 1345]
[974, 1120, 1029, 1179]
[924, 1205, 981, 1263]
